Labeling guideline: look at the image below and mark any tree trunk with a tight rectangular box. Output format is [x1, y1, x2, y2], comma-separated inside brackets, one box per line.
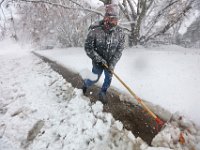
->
[128, 23, 135, 46]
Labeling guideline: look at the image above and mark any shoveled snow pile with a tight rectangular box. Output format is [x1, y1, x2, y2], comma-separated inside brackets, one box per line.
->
[119, 89, 200, 150]
[152, 113, 200, 150]
[0, 39, 200, 150]
[0, 49, 162, 150]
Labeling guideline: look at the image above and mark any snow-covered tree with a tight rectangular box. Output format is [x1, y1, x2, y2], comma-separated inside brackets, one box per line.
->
[181, 16, 200, 48]
[100, 0, 196, 46]
[14, 0, 93, 48]
[1, 0, 198, 47]
[0, 0, 18, 40]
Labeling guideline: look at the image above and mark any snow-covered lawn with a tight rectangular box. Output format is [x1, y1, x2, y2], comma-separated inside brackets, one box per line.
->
[0, 40, 200, 149]
[36, 45, 200, 126]
[0, 40, 139, 150]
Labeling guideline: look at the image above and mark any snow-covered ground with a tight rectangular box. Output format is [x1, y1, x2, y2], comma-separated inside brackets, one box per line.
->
[0, 40, 141, 150]
[0, 39, 200, 150]
[36, 45, 200, 127]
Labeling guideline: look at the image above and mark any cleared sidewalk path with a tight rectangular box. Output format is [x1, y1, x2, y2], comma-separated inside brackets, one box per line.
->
[33, 52, 162, 145]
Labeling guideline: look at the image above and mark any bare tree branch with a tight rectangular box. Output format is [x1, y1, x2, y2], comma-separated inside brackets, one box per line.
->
[0, 1, 6, 30]
[0, 0, 5, 6]
[0, 124, 6, 138]
[119, 1, 131, 21]
[145, 3, 192, 42]
[147, 0, 154, 10]
[127, 0, 137, 17]
[143, 0, 180, 39]
[68, 0, 84, 8]
[18, 0, 104, 16]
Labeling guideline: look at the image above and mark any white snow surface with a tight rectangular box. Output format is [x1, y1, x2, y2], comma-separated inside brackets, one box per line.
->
[0, 39, 200, 149]
[36, 45, 200, 127]
[0, 39, 168, 150]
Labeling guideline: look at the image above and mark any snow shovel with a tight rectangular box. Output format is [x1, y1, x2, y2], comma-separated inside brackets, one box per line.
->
[104, 64, 164, 128]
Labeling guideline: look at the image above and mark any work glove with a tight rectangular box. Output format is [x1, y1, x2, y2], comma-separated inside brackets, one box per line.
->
[108, 65, 114, 74]
[101, 59, 108, 66]
[93, 56, 107, 67]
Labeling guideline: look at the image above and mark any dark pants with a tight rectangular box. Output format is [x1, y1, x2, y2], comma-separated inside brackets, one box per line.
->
[83, 62, 113, 93]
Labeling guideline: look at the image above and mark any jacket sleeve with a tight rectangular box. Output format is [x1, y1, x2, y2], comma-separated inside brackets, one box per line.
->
[109, 29, 125, 68]
[84, 29, 105, 63]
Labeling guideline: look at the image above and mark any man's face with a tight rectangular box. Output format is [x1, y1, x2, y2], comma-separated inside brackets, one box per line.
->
[104, 16, 118, 28]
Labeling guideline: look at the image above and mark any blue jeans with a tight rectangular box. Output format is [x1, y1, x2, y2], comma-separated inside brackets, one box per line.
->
[83, 62, 113, 93]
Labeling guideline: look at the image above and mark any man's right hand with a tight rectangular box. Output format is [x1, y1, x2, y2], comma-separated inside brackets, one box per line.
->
[101, 59, 107, 66]
[108, 65, 114, 73]
[93, 56, 108, 67]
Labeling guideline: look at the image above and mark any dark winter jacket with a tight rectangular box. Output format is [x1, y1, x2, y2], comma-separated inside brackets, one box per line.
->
[84, 20, 125, 68]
